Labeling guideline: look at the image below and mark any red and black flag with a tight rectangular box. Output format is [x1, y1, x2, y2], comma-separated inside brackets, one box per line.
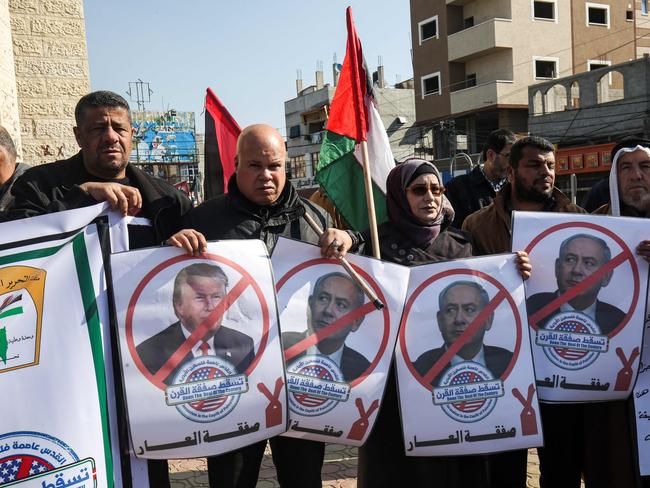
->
[204, 88, 241, 198]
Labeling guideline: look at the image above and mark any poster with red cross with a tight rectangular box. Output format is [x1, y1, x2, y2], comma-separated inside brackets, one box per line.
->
[395, 254, 542, 456]
[111, 240, 286, 459]
[271, 237, 410, 446]
[512, 211, 649, 402]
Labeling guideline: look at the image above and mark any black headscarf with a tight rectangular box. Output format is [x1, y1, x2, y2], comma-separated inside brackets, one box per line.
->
[386, 159, 454, 246]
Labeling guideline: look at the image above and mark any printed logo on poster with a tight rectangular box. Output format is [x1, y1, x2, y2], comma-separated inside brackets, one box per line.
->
[0, 267, 46, 374]
[399, 269, 522, 424]
[433, 362, 504, 423]
[167, 356, 249, 423]
[286, 355, 351, 417]
[275, 258, 391, 417]
[0, 431, 92, 486]
[524, 222, 639, 372]
[126, 253, 271, 423]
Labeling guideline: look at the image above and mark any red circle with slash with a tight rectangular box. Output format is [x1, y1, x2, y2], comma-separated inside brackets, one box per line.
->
[276, 258, 390, 388]
[524, 221, 639, 338]
[126, 253, 270, 391]
[399, 268, 523, 390]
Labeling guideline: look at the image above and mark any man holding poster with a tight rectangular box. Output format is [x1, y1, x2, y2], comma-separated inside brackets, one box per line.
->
[463, 136, 584, 487]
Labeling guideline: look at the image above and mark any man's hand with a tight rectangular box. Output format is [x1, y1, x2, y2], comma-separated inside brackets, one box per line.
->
[167, 229, 208, 255]
[319, 228, 353, 259]
[79, 182, 142, 216]
[515, 251, 532, 280]
[636, 240, 650, 263]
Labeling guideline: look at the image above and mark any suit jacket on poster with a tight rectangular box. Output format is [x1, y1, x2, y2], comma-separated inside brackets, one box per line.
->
[137, 321, 255, 386]
[281, 330, 371, 383]
[526, 291, 625, 336]
[413, 344, 513, 387]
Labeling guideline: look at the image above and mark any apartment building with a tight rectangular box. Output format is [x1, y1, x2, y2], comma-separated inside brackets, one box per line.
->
[410, 0, 639, 157]
[284, 65, 417, 195]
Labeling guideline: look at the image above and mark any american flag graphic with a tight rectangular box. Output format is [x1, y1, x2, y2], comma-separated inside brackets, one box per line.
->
[449, 371, 487, 413]
[554, 321, 589, 360]
[0, 456, 52, 484]
[292, 365, 333, 408]
[187, 367, 227, 412]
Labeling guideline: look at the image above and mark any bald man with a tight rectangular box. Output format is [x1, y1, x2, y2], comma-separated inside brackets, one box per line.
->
[170, 124, 358, 488]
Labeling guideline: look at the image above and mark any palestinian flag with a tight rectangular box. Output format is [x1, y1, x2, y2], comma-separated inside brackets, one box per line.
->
[315, 7, 394, 231]
[204, 88, 241, 199]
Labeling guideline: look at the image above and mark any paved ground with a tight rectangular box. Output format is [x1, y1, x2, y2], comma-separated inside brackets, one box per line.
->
[168, 447, 573, 487]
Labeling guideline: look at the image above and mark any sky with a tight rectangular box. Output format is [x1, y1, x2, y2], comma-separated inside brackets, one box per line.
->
[83, 1, 414, 136]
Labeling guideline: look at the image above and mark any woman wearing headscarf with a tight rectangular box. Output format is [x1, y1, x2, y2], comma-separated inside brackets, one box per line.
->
[357, 158, 530, 488]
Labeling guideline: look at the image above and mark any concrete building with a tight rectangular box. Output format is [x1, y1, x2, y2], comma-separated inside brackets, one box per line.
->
[284, 65, 417, 193]
[410, 0, 643, 158]
[0, 0, 90, 165]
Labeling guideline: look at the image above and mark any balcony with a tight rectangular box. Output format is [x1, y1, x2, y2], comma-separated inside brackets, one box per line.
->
[451, 80, 522, 114]
[447, 18, 512, 62]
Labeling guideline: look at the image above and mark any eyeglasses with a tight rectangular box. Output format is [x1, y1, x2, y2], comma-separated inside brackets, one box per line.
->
[497, 152, 511, 158]
[406, 184, 445, 197]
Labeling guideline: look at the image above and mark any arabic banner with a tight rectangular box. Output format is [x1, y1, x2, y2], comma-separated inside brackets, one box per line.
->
[271, 237, 410, 446]
[512, 212, 649, 402]
[633, 287, 650, 476]
[112, 241, 286, 459]
[395, 253, 542, 456]
[0, 206, 113, 487]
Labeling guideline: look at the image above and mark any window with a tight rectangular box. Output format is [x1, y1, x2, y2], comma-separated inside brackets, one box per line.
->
[586, 3, 610, 27]
[533, 1, 555, 20]
[464, 17, 474, 28]
[288, 125, 300, 139]
[466, 74, 477, 88]
[626, 10, 633, 21]
[311, 152, 319, 170]
[418, 16, 438, 44]
[421, 72, 441, 98]
[588, 60, 611, 71]
[534, 57, 558, 79]
[644, 0, 648, 15]
[290, 155, 306, 179]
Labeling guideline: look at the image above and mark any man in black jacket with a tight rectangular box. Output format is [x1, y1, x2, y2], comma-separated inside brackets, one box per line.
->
[7, 91, 190, 249]
[445, 129, 516, 228]
[6, 91, 191, 487]
[0, 126, 29, 216]
[169, 123, 356, 488]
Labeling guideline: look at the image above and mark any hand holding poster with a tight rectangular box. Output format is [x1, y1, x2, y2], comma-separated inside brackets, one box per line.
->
[271, 237, 409, 446]
[395, 254, 542, 456]
[0, 206, 114, 487]
[111, 241, 286, 459]
[512, 212, 649, 402]
[634, 302, 650, 476]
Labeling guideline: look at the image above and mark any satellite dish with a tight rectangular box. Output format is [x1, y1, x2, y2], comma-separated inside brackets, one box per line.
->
[335, 63, 342, 72]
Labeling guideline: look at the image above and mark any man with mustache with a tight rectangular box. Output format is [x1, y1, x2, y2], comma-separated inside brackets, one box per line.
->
[462, 135, 584, 487]
[6, 91, 190, 249]
[5, 90, 191, 487]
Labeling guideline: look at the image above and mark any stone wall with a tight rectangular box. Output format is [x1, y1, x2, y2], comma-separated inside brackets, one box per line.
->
[9, 0, 90, 165]
[0, 0, 22, 160]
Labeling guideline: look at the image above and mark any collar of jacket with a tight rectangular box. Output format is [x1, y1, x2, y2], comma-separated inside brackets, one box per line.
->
[226, 175, 306, 225]
[493, 184, 570, 230]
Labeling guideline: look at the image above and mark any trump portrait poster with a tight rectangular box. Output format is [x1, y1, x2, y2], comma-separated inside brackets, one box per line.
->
[272, 237, 410, 446]
[395, 254, 542, 456]
[111, 240, 286, 459]
[0, 206, 114, 487]
[512, 212, 649, 402]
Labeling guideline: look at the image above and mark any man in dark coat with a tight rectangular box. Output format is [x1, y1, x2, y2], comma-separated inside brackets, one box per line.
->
[282, 272, 369, 383]
[527, 234, 625, 335]
[168, 123, 356, 488]
[445, 129, 516, 228]
[5, 91, 191, 487]
[137, 263, 254, 386]
[413, 281, 512, 386]
[0, 126, 29, 217]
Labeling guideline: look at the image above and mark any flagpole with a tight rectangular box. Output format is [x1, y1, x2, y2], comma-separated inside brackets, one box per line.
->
[360, 140, 380, 259]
